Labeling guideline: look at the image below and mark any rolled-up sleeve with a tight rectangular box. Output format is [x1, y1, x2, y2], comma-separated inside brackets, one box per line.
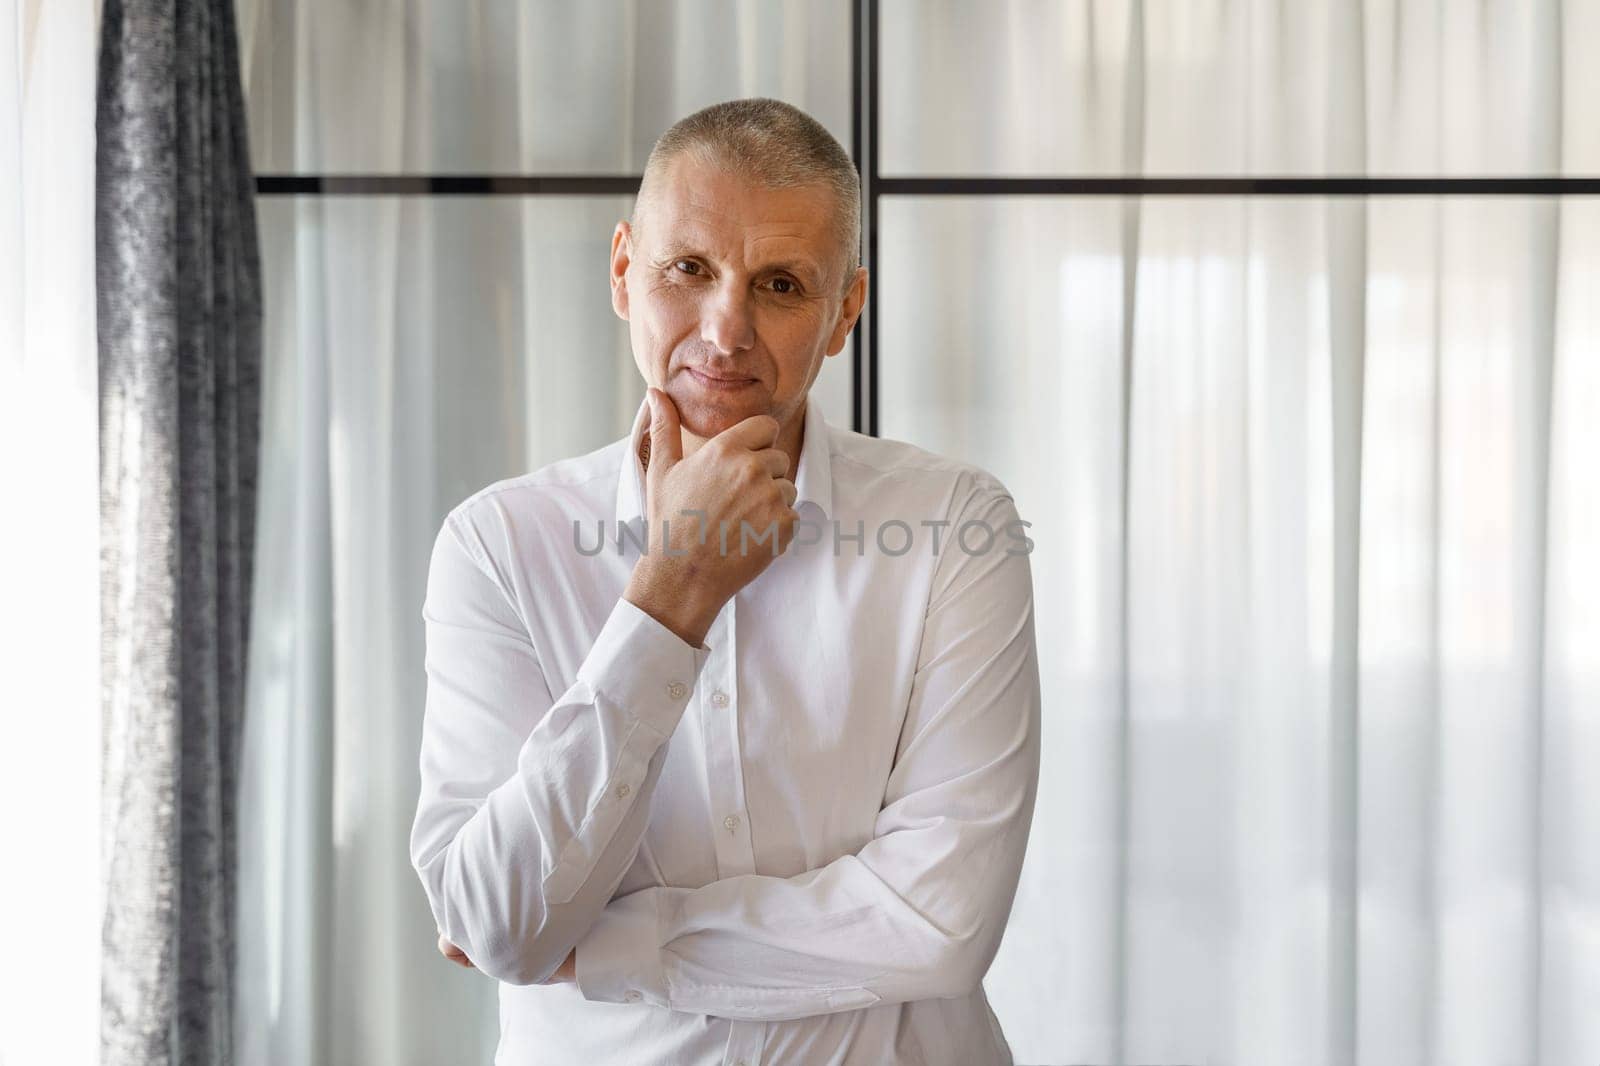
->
[409, 509, 708, 985]
[573, 482, 1041, 1021]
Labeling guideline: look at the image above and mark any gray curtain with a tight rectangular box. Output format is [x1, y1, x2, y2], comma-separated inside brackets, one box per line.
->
[96, 0, 262, 1061]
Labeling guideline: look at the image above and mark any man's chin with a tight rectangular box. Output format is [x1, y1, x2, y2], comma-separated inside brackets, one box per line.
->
[671, 394, 768, 439]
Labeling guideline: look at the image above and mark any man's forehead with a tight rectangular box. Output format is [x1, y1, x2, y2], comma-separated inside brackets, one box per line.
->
[642, 159, 836, 263]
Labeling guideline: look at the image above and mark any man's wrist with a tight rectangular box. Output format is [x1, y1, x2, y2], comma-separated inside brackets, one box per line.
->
[623, 562, 722, 648]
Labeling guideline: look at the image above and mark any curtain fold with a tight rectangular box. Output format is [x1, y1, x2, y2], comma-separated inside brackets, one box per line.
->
[97, 0, 263, 1061]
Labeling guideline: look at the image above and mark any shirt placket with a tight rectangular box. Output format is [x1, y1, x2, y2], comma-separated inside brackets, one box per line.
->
[701, 594, 755, 878]
[701, 595, 767, 1066]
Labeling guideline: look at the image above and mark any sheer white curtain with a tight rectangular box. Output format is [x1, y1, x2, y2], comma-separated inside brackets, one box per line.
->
[879, 3, 1599, 1065]
[235, 2, 1600, 1065]
[232, 4, 850, 1064]
[0, 2, 101, 1066]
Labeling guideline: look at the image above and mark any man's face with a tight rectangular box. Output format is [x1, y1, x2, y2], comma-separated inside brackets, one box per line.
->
[609, 153, 867, 442]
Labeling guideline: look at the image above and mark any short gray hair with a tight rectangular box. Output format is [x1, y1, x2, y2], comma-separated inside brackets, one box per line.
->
[633, 97, 861, 296]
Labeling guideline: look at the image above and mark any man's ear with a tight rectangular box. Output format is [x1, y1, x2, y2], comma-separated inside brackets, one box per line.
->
[825, 266, 868, 357]
[609, 221, 633, 321]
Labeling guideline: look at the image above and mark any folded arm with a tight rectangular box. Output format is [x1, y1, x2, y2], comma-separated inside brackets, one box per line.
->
[409, 508, 706, 985]
[573, 483, 1042, 1021]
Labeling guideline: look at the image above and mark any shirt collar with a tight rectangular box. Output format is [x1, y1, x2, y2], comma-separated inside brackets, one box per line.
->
[614, 390, 834, 526]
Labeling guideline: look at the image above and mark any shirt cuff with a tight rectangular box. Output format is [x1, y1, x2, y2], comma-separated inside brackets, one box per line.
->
[574, 888, 668, 1008]
[576, 597, 709, 740]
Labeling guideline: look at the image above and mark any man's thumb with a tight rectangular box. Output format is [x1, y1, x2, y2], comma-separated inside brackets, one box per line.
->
[646, 387, 683, 476]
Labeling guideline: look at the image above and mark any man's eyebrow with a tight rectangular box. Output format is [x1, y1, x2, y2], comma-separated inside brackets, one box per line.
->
[760, 258, 824, 283]
[651, 240, 701, 261]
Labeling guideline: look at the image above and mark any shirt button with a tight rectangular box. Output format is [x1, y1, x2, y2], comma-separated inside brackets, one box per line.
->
[723, 814, 740, 831]
[615, 783, 630, 798]
[711, 690, 729, 708]
[666, 681, 687, 699]
[624, 990, 641, 1002]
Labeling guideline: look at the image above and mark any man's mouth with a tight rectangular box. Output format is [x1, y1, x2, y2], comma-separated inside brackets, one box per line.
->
[686, 366, 758, 391]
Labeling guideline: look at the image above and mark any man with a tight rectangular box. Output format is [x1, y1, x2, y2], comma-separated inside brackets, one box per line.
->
[410, 98, 1040, 1065]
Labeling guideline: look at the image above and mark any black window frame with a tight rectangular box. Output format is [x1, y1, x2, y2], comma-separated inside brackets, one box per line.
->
[255, 0, 1600, 438]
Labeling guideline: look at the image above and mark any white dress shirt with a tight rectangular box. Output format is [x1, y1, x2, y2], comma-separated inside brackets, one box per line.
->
[410, 390, 1041, 1066]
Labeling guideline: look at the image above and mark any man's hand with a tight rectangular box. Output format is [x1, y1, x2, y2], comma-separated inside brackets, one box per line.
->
[544, 947, 577, 983]
[435, 934, 576, 983]
[437, 933, 474, 969]
[624, 386, 799, 647]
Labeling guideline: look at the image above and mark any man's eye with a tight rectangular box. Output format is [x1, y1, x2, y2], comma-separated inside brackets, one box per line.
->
[673, 260, 702, 276]
[769, 276, 797, 295]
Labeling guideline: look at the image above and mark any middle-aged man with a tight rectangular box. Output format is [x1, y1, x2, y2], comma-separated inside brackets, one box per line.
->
[410, 97, 1041, 1066]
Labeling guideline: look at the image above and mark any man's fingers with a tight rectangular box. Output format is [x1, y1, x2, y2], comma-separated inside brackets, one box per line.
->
[777, 478, 798, 508]
[751, 446, 790, 479]
[437, 934, 474, 969]
[646, 388, 684, 476]
[712, 412, 782, 453]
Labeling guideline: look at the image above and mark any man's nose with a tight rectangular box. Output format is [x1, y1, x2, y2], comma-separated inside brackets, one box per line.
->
[700, 282, 755, 354]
